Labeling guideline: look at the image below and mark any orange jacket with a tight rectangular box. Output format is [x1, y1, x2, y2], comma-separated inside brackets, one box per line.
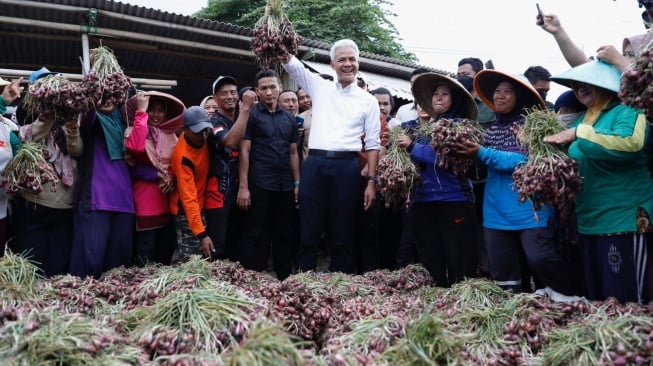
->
[170, 132, 210, 237]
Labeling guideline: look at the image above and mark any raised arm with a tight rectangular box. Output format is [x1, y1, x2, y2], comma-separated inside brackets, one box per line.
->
[538, 13, 590, 67]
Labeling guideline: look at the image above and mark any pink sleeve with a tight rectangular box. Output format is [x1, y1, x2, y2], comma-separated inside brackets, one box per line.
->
[125, 110, 149, 152]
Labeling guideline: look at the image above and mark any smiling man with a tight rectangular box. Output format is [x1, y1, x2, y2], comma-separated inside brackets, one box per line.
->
[282, 39, 381, 274]
[205, 76, 256, 261]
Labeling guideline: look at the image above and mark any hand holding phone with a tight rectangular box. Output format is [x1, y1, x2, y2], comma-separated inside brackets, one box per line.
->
[536, 3, 544, 26]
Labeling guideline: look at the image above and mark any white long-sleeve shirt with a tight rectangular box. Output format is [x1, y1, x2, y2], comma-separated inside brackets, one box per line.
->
[283, 56, 381, 152]
[395, 103, 418, 125]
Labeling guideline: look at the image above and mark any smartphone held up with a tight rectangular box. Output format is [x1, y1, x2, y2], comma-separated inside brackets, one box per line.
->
[536, 3, 544, 25]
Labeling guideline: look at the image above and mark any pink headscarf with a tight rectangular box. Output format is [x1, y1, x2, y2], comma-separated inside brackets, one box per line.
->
[124, 91, 185, 173]
[623, 31, 653, 55]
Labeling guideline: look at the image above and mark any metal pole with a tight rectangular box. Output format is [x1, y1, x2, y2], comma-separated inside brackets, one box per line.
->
[81, 33, 90, 75]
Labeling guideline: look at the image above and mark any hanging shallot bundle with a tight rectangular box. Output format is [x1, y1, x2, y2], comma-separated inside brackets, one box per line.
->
[620, 41, 653, 116]
[512, 109, 582, 218]
[2, 142, 59, 194]
[428, 118, 484, 177]
[23, 74, 86, 122]
[80, 45, 132, 108]
[377, 127, 420, 208]
[251, 0, 302, 71]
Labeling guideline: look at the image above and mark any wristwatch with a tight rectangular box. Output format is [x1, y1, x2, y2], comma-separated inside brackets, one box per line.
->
[367, 175, 378, 183]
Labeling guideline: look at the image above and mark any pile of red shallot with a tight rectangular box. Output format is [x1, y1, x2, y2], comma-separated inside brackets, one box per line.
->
[1, 251, 653, 365]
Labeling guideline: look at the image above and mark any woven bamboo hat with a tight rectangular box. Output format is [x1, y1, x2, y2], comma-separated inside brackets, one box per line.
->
[124, 90, 186, 132]
[412, 72, 478, 120]
[473, 70, 546, 112]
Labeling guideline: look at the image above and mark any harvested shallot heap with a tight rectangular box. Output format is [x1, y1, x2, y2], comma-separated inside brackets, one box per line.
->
[512, 108, 582, 219]
[251, 0, 302, 71]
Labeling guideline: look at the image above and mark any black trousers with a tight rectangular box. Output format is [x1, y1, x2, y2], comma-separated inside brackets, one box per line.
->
[485, 223, 574, 295]
[411, 201, 479, 287]
[297, 155, 361, 273]
[206, 187, 243, 262]
[239, 184, 295, 280]
[357, 191, 382, 273]
[395, 204, 418, 268]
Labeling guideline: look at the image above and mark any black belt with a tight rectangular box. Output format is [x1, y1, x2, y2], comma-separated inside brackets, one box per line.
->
[308, 149, 359, 159]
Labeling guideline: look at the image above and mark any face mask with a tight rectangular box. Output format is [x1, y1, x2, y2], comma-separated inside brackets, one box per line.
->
[558, 112, 583, 127]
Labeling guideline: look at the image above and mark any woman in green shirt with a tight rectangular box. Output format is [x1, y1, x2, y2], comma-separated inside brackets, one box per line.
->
[545, 60, 653, 303]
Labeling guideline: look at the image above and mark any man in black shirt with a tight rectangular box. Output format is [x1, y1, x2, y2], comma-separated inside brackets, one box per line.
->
[237, 70, 300, 280]
[205, 75, 256, 260]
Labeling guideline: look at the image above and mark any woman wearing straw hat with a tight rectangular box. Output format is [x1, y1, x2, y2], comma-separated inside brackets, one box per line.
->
[124, 91, 185, 266]
[544, 60, 653, 303]
[455, 70, 574, 295]
[395, 73, 480, 287]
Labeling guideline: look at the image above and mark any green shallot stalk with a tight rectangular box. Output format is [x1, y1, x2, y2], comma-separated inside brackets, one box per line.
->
[224, 318, 306, 366]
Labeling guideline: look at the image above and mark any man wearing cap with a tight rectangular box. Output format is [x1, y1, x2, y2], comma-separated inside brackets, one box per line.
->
[205, 75, 256, 261]
[170, 106, 215, 261]
[282, 39, 381, 274]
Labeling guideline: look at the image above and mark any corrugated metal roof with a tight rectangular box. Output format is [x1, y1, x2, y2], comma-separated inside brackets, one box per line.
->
[0, 0, 452, 105]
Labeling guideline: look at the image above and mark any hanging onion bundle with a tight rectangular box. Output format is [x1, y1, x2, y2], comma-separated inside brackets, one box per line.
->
[620, 45, 653, 116]
[2, 142, 59, 194]
[80, 45, 132, 108]
[23, 74, 87, 122]
[512, 109, 582, 218]
[428, 118, 484, 177]
[251, 0, 303, 71]
[377, 127, 420, 209]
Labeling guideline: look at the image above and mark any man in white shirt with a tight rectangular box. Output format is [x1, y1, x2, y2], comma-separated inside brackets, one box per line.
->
[394, 68, 429, 124]
[282, 39, 381, 273]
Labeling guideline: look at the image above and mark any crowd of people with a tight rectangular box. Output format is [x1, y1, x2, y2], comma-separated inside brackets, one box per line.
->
[1, 7, 653, 305]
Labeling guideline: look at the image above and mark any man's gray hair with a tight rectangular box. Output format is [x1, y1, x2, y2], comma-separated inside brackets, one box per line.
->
[330, 39, 360, 62]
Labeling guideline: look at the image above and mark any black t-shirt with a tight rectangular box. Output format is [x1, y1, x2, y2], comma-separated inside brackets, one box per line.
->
[243, 103, 299, 192]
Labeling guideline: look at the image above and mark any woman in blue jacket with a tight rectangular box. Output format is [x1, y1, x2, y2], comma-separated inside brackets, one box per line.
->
[456, 70, 574, 295]
[396, 73, 480, 287]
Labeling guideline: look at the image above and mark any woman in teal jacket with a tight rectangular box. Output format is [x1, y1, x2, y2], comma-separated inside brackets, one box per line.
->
[456, 70, 574, 295]
[545, 60, 653, 303]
